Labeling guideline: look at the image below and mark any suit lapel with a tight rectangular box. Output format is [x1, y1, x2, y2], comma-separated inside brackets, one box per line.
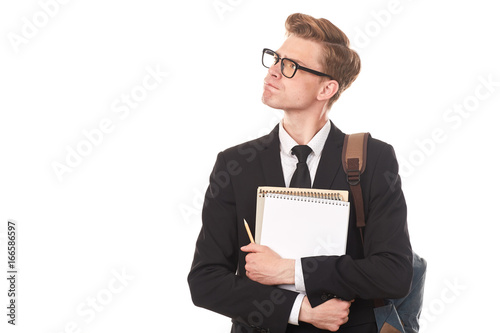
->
[257, 121, 345, 189]
[312, 121, 345, 189]
[258, 124, 286, 187]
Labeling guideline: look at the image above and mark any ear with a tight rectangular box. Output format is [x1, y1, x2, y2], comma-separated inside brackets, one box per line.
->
[317, 80, 339, 102]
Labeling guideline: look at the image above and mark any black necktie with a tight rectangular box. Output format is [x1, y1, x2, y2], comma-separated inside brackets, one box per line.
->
[290, 145, 312, 188]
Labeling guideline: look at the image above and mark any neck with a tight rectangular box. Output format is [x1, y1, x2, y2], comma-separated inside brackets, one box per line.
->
[282, 109, 329, 145]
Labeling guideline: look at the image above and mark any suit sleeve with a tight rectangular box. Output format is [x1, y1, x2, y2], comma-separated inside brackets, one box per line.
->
[302, 143, 413, 305]
[187, 152, 298, 332]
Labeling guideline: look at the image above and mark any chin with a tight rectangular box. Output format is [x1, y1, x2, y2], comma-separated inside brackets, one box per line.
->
[261, 95, 282, 110]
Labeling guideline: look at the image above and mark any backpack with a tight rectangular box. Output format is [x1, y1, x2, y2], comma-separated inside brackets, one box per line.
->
[342, 133, 427, 333]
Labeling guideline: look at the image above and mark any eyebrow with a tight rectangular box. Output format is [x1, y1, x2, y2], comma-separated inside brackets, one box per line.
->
[276, 51, 307, 66]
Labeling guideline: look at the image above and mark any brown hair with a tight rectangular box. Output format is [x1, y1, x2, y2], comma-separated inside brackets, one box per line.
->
[285, 13, 361, 107]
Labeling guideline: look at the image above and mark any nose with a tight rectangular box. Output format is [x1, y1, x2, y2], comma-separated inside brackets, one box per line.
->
[267, 60, 282, 78]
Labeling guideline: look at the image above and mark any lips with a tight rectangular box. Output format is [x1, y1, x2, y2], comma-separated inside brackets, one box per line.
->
[264, 81, 279, 90]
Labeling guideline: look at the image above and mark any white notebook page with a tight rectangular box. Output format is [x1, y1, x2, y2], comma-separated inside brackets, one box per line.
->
[259, 194, 350, 259]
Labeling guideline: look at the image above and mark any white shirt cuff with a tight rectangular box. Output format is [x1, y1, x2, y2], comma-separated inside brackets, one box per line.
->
[295, 258, 306, 292]
[288, 293, 305, 325]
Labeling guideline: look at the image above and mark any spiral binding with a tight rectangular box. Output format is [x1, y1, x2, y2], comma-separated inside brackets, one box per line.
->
[259, 188, 347, 206]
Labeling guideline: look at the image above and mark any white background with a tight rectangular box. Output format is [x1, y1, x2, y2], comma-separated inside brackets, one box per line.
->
[1, 0, 499, 332]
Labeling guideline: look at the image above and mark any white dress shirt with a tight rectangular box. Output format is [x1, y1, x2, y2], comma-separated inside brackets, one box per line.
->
[278, 120, 331, 325]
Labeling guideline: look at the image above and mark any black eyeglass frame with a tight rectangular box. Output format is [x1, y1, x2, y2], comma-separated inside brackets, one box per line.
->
[262, 48, 334, 80]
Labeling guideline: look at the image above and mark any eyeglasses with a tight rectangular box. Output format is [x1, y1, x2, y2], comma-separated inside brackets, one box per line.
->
[262, 48, 333, 79]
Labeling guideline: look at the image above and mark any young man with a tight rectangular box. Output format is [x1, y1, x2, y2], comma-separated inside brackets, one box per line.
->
[188, 13, 413, 333]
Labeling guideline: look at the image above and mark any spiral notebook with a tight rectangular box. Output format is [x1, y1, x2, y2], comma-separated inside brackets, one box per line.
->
[255, 186, 350, 260]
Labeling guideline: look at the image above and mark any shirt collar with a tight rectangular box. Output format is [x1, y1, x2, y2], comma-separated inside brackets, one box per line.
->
[279, 120, 331, 156]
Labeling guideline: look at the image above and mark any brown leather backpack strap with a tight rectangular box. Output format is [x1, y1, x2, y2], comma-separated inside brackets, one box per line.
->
[342, 133, 369, 175]
[343, 133, 387, 310]
[342, 133, 370, 244]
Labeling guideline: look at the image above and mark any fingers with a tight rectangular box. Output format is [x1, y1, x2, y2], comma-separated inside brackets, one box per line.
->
[338, 301, 352, 318]
[331, 300, 350, 328]
[307, 298, 351, 331]
[240, 243, 256, 252]
[328, 299, 351, 319]
[244, 251, 257, 277]
[241, 243, 267, 253]
[335, 298, 353, 309]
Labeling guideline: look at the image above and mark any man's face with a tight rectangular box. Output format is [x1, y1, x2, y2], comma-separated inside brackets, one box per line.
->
[262, 35, 326, 112]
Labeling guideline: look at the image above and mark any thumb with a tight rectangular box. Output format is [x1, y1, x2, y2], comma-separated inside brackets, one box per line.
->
[241, 243, 258, 252]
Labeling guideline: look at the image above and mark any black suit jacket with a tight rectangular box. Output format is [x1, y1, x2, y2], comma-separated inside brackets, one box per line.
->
[188, 122, 413, 333]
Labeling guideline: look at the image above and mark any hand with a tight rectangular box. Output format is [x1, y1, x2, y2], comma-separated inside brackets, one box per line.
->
[241, 243, 295, 285]
[299, 296, 351, 332]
